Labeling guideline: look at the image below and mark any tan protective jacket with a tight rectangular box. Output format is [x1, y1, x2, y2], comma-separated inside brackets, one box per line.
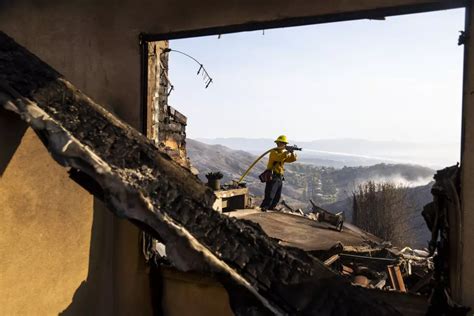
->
[266, 149, 297, 175]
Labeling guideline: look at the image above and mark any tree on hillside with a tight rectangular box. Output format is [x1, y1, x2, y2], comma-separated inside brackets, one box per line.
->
[352, 181, 415, 246]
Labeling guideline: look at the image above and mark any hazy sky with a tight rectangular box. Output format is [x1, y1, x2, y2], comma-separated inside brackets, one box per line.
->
[168, 8, 465, 144]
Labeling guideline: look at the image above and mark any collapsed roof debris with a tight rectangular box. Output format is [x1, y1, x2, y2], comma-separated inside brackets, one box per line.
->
[319, 241, 434, 294]
[233, 206, 435, 295]
[0, 32, 428, 315]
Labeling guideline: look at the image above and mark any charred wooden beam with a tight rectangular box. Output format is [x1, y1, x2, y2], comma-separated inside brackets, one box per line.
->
[387, 265, 407, 293]
[0, 32, 422, 315]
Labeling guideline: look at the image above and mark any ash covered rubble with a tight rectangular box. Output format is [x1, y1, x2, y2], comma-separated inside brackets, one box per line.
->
[269, 166, 470, 314]
[273, 199, 435, 295]
[0, 31, 442, 315]
[315, 241, 434, 294]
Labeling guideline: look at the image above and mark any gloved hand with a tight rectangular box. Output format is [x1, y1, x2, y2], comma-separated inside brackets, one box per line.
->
[285, 145, 301, 153]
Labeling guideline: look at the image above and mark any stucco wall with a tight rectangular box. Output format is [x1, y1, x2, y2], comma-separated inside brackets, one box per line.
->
[0, 117, 153, 315]
[160, 268, 233, 316]
[0, 118, 102, 314]
[0, 2, 142, 129]
[0, 3, 151, 315]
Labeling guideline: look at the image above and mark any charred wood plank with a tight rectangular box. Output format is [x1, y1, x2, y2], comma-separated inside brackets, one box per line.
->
[0, 32, 422, 315]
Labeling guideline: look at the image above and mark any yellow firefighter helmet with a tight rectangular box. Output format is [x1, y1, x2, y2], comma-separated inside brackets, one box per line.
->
[275, 135, 288, 144]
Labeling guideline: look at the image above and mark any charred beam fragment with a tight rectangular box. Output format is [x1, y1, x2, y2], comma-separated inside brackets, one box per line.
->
[0, 32, 419, 315]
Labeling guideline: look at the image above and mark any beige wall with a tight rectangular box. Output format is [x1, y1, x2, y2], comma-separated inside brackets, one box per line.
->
[0, 2, 142, 129]
[0, 120, 97, 314]
[161, 268, 233, 316]
[0, 116, 153, 315]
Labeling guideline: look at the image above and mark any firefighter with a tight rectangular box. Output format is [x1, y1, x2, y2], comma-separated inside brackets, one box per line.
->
[260, 135, 297, 211]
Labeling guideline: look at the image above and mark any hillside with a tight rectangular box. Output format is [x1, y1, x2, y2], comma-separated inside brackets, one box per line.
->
[187, 139, 435, 248]
[198, 137, 460, 169]
[187, 139, 435, 205]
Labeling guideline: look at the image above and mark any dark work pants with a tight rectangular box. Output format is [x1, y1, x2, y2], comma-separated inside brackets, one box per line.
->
[260, 176, 283, 210]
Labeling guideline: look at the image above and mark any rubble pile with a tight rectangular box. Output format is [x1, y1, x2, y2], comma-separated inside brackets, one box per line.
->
[0, 32, 430, 315]
[317, 241, 434, 295]
[275, 198, 435, 296]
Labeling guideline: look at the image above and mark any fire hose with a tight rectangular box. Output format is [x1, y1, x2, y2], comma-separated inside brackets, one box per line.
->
[237, 145, 302, 184]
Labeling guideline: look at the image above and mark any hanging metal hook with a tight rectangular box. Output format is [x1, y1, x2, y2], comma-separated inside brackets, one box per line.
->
[161, 48, 214, 89]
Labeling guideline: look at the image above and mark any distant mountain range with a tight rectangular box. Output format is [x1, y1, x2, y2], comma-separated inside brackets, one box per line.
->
[187, 138, 434, 248]
[197, 137, 460, 169]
